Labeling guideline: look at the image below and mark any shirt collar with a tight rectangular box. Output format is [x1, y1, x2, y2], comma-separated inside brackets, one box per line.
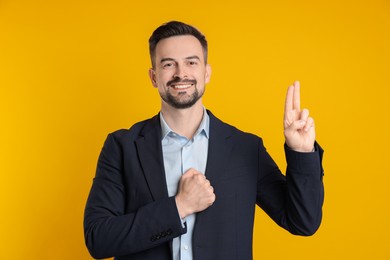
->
[160, 107, 210, 140]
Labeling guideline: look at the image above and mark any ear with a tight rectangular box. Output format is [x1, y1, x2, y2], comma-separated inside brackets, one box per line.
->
[205, 64, 212, 84]
[148, 68, 157, 88]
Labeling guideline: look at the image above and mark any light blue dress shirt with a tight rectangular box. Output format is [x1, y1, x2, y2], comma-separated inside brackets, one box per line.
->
[160, 109, 210, 260]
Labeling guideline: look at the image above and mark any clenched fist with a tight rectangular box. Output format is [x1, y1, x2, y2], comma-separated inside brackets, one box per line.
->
[175, 168, 216, 219]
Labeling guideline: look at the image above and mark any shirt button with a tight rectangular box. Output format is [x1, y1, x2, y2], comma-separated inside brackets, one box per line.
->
[183, 245, 189, 250]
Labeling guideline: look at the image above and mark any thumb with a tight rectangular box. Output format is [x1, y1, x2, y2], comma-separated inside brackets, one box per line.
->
[182, 168, 198, 179]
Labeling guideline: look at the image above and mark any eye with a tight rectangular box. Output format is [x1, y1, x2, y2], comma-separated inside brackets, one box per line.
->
[188, 60, 198, 66]
[162, 62, 175, 69]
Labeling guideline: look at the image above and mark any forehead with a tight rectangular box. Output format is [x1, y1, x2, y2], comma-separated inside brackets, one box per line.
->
[155, 35, 204, 62]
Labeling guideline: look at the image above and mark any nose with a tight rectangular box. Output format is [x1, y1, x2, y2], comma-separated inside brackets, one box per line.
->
[173, 65, 187, 79]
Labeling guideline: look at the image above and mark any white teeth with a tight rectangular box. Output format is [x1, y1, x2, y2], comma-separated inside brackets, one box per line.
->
[173, 84, 192, 89]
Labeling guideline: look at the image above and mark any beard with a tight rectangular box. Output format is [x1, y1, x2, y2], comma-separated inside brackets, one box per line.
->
[160, 78, 204, 109]
[160, 86, 204, 109]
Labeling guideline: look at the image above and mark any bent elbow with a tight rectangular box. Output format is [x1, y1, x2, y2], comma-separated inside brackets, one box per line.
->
[84, 226, 112, 259]
[294, 223, 320, 236]
[289, 213, 322, 236]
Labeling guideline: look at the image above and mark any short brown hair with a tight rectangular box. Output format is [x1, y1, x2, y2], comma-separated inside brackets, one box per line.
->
[149, 21, 208, 68]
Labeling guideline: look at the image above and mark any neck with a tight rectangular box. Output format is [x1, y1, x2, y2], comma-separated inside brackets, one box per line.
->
[160, 101, 204, 139]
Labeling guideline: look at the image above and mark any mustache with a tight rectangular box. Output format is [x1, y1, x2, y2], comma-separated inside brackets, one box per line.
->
[167, 78, 197, 87]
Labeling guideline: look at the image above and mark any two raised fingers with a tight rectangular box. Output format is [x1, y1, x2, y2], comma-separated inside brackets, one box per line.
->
[285, 81, 301, 113]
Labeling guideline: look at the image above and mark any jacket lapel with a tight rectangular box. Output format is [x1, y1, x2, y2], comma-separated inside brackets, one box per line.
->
[135, 114, 169, 201]
[204, 111, 234, 184]
[134, 111, 234, 200]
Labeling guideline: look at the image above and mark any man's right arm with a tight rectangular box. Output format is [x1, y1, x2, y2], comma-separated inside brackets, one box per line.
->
[83, 133, 186, 259]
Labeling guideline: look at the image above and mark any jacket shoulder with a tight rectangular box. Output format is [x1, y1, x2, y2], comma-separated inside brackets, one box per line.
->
[209, 111, 262, 142]
[108, 114, 159, 142]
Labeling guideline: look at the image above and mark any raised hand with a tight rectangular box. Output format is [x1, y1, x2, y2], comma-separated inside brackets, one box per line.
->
[175, 168, 215, 219]
[284, 81, 315, 152]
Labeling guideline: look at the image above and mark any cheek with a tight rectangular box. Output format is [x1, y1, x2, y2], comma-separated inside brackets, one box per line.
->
[158, 72, 173, 84]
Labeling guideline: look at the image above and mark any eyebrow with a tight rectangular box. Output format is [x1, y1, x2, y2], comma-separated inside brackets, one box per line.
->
[159, 55, 201, 64]
[185, 55, 201, 61]
[160, 58, 175, 63]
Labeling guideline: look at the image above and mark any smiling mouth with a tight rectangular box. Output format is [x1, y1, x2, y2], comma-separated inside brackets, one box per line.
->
[170, 83, 194, 89]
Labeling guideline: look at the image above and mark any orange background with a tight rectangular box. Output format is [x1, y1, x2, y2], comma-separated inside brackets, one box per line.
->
[1, 1, 389, 259]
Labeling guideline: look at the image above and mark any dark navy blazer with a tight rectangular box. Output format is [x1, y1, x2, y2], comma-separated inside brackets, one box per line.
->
[84, 111, 324, 260]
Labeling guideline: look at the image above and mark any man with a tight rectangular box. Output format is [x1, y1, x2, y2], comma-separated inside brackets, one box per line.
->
[84, 21, 324, 260]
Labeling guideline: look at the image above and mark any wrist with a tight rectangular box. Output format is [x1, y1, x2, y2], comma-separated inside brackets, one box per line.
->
[285, 143, 315, 153]
[175, 195, 190, 219]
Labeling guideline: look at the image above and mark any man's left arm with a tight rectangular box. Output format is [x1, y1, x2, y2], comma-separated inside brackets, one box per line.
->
[256, 138, 324, 236]
[257, 81, 324, 235]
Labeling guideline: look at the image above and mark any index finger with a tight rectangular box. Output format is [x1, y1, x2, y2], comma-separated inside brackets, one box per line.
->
[293, 81, 301, 111]
[285, 85, 293, 113]
[183, 168, 198, 177]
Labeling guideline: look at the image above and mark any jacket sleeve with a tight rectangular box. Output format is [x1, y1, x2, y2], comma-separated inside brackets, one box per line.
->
[84, 133, 186, 259]
[256, 138, 324, 236]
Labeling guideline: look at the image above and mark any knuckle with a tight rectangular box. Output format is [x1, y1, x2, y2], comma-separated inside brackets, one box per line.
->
[197, 175, 204, 182]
